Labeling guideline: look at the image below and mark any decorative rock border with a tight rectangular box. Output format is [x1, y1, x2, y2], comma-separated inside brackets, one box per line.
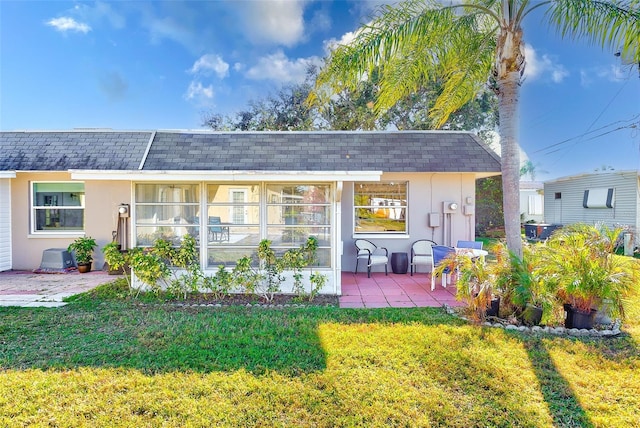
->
[443, 305, 623, 338]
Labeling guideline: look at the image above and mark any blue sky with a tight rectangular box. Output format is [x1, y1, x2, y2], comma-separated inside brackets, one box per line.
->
[1, 0, 638, 180]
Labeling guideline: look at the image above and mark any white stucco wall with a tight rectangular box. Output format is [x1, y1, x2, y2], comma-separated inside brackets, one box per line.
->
[340, 172, 479, 273]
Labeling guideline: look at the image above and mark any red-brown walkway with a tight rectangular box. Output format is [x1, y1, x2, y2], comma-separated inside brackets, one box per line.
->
[339, 271, 464, 308]
[0, 269, 463, 309]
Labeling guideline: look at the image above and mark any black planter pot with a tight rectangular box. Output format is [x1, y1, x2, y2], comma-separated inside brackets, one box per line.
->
[390, 252, 409, 274]
[570, 308, 597, 330]
[522, 304, 543, 326]
[563, 303, 574, 328]
[485, 297, 500, 317]
[564, 304, 597, 329]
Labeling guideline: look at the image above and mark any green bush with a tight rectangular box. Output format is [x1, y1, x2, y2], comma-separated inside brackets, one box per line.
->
[101, 236, 326, 302]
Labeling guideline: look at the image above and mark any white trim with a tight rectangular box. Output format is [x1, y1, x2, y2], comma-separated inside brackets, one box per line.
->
[70, 170, 382, 182]
[0, 178, 12, 271]
[28, 233, 85, 239]
[30, 181, 86, 235]
[0, 171, 16, 178]
[352, 234, 411, 240]
[138, 131, 156, 170]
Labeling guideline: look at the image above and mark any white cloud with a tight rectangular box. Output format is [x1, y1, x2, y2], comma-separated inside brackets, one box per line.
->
[323, 30, 358, 55]
[146, 15, 194, 47]
[46, 17, 91, 34]
[245, 51, 321, 83]
[580, 70, 593, 87]
[189, 54, 229, 79]
[580, 64, 627, 87]
[237, 0, 306, 46]
[309, 8, 331, 33]
[523, 44, 568, 83]
[73, 1, 126, 29]
[597, 64, 626, 81]
[185, 81, 214, 100]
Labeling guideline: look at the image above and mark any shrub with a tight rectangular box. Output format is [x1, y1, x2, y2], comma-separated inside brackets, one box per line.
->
[537, 223, 640, 319]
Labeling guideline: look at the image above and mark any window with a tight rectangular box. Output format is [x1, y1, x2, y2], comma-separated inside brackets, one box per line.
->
[528, 194, 543, 215]
[554, 192, 562, 200]
[354, 182, 407, 234]
[205, 183, 260, 267]
[134, 183, 200, 246]
[583, 188, 615, 208]
[31, 182, 85, 233]
[133, 182, 333, 269]
[266, 184, 331, 267]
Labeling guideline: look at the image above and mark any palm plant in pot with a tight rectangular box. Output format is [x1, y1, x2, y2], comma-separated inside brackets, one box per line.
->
[435, 251, 497, 323]
[538, 223, 640, 329]
[68, 236, 97, 273]
[492, 242, 555, 326]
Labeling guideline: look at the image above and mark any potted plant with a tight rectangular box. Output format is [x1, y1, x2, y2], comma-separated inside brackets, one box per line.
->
[68, 236, 97, 273]
[492, 242, 555, 326]
[435, 250, 497, 322]
[539, 223, 640, 329]
[102, 241, 130, 276]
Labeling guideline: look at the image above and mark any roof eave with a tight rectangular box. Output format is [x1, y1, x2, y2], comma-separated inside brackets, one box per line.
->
[69, 170, 384, 182]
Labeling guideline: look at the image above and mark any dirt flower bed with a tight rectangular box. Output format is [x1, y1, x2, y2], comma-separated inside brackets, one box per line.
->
[166, 293, 340, 307]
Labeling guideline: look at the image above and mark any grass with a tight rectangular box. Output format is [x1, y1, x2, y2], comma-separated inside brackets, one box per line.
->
[1, 280, 639, 427]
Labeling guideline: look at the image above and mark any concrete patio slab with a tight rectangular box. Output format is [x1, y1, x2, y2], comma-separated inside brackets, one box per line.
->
[0, 270, 117, 308]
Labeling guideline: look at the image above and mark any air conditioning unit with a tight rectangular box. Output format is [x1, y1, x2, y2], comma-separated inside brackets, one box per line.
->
[443, 201, 458, 214]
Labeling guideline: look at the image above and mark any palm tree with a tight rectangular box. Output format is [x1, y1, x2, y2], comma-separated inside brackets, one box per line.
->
[309, 0, 639, 257]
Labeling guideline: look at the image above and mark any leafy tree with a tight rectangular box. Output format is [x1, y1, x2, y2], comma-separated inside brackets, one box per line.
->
[476, 176, 504, 236]
[203, 75, 316, 131]
[309, 0, 639, 257]
[203, 64, 499, 137]
[519, 159, 547, 181]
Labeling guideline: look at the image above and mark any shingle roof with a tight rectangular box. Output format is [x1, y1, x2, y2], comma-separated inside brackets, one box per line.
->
[0, 131, 152, 171]
[0, 130, 501, 173]
[146, 131, 501, 173]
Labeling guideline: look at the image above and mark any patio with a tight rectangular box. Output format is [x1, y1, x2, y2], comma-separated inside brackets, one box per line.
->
[340, 271, 463, 308]
[0, 270, 114, 307]
[0, 269, 462, 309]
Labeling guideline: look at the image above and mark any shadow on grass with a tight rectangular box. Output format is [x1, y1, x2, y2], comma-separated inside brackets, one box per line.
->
[523, 337, 594, 427]
[0, 298, 457, 376]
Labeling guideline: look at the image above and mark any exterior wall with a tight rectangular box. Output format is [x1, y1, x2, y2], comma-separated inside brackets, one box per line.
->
[544, 171, 640, 239]
[10, 171, 480, 291]
[519, 188, 544, 224]
[11, 172, 131, 270]
[0, 178, 11, 271]
[341, 172, 478, 273]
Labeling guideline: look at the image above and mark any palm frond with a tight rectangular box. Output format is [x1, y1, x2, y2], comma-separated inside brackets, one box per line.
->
[547, 0, 640, 62]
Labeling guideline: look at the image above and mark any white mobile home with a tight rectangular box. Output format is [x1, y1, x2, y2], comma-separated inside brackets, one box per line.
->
[544, 170, 640, 242]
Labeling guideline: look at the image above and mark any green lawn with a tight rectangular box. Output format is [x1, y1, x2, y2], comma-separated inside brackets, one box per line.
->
[1, 281, 639, 427]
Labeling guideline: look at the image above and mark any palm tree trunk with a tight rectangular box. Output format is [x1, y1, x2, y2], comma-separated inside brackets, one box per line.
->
[497, 70, 523, 258]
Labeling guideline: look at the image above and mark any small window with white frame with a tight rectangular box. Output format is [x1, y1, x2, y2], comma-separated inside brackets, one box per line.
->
[31, 182, 85, 233]
[354, 181, 407, 234]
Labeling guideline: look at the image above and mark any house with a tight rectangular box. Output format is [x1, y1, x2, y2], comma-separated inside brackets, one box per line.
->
[0, 130, 501, 293]
[544, 170, 640, 245]
[519, 181, 544, 224]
